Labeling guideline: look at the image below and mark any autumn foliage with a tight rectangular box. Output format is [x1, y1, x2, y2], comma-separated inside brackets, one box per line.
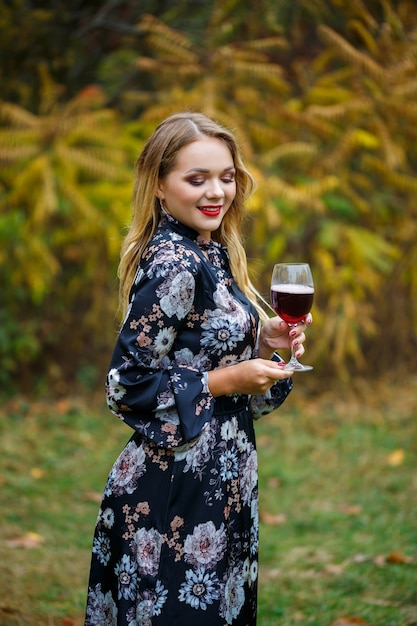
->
[1, 0, 416, 394]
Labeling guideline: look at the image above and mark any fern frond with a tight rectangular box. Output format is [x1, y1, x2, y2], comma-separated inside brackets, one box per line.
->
[146, 34, 198, 64]
[386, 57, 417, 84]
[320, 130, 358, 171]
[312, 65, 355, 86]
[59, 179, 100, 228]
[339, 179, 372, 215]
[392, 79, 417, 98]
[261, 142, 317, 167]
[364, 155, 417, 193]
[233, 60, 283, 79]
[56, 145, 124, 180]
[318, 25, 384, 81]
[19, 233, 61, 299]
[0, 145, 39, 162]
[350, 0, 378, 30]
[245, 37, 288, 52]
[0, 101, 38, 127]
[370, 118, 404, 169]
[306, 85, 363, 105]
[383, 97, 417, 122]
[244, 120, 286, 151]
[386, 170, 417, 194]
[347, 18, 378, 55]
[0, 128, 41, 146]
[222, 47, 270, 64]
[307, 98, 372, 120]
[140, 14, 194, 53]
[268, 177, 326, 212]
[31, 157, 57, 221]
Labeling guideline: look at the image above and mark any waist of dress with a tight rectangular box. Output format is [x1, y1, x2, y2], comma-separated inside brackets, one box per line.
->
[213, 393, 250, 415]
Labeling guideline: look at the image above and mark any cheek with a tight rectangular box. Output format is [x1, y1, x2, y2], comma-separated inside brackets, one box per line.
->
[226, 185, 237, 204]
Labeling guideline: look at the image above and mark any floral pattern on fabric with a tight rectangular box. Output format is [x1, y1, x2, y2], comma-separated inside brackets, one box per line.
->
[85, 213, 292, 625]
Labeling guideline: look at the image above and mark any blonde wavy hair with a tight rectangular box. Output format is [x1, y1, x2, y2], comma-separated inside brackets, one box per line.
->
[118, 111, 267, 321]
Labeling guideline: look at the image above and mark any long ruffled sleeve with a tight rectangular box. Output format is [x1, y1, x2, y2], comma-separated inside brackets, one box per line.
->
[249, 353, 293, 420]
[106, 237, 215, 449]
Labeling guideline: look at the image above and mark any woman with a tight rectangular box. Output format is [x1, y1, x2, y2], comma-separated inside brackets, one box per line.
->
[85, 112, 311, 625]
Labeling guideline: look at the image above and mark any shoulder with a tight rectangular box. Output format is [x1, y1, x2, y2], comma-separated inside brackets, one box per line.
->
[141, 225, 204, 276]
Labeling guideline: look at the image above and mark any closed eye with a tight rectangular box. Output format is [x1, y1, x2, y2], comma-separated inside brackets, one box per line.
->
[188, 176, 235, 186]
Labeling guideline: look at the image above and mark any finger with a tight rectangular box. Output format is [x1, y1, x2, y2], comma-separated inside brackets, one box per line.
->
[293, 330, 305, 343]
[266, 361, 293, 379]
[267, 316, 288, 333]
[294, 343, 305, 358]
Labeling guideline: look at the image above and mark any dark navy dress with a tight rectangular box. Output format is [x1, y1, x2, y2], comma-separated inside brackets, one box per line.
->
[85, 213, 292, 625]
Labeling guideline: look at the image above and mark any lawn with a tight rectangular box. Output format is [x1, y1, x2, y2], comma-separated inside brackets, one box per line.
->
[1, 375, 416, 625]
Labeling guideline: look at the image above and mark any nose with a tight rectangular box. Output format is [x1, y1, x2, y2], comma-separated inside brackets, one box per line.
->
[206, 178, 225, 199]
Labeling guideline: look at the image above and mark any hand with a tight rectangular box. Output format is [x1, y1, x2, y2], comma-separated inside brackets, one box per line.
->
[207, 358, 293, 398]
[258, 313, 313, 360]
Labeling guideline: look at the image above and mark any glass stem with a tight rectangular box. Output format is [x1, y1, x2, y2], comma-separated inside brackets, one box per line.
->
[288, 324, 299, 366]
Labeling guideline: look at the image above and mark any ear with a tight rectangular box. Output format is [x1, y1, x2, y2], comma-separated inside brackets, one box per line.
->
[156, 182, 164, 200]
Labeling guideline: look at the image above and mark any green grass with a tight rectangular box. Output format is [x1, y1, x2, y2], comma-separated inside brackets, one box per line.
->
[0, 377, 416, 625]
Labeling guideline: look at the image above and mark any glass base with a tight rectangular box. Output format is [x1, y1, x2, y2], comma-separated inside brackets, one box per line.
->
[284, 361, 313, 372]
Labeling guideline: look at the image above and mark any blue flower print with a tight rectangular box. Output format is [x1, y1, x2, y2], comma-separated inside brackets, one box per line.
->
[92, 531, 111, 566]
[178, 567, 220, 610]
[114, 554, 138, 601]
[201, 316, 245, 356]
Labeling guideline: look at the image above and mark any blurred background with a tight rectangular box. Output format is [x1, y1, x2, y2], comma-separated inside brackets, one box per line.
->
[1, 0, 416, 399]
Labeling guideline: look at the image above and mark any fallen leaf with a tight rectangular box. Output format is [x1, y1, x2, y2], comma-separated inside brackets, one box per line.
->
[350, 553, 371, 564]
[338, 503, 362, 516]
[62, 616, 80, 626]
[0, 606, 19, 615]
[387, 449, 405, 466]
[260, 511, 287, 525]
[30, 467, 45, 479]
[267, 476, 281, 489]
[331, 617, 370, 626]
[324, 563, 345, 576]
[386, 550, 412, 564]
[364, 597, 399, 607]
[83, 491, 103, 503]
[6, 532, 44, 549]
[56, 398, 71, 414]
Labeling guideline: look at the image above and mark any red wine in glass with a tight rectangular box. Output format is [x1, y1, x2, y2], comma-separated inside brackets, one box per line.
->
[271, 263, 314, 371]
[270, 284, 314, 325]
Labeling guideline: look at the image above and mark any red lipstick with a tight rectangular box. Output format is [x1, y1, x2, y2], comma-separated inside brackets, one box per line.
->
[198, 205, 222, 217]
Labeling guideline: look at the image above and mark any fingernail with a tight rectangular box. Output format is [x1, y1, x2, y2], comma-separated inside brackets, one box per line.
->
[289, 330, 297, 338]
[293, 340, 299, 347]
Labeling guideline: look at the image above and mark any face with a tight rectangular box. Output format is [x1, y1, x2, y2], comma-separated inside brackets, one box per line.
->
[157, 136, 236, 241]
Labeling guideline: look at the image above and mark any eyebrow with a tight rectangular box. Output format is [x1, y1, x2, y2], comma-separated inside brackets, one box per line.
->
[184, 165, 235, 174]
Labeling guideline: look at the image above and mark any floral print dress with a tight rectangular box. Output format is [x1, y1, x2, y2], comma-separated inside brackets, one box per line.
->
[85, 213, 292, 626]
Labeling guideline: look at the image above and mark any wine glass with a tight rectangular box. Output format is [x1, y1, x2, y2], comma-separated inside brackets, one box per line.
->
[271, 263, 314, 372]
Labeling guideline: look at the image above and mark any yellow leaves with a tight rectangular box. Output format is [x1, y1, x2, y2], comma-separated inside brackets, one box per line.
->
[318, 25, 385, 81]
[6, 531, 44, 549]
[0, 100, 38, 127]
[351, 129, 379, 150]
[386, 449, 405, 466]
[261, 142, 317, 167]
[30, 467, 45, 479]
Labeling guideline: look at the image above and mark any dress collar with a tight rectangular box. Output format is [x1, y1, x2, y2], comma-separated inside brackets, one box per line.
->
[160, 210, 225, 254]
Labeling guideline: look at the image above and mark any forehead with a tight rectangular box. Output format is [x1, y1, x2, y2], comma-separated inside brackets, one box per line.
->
[174, 136, 234, 170]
